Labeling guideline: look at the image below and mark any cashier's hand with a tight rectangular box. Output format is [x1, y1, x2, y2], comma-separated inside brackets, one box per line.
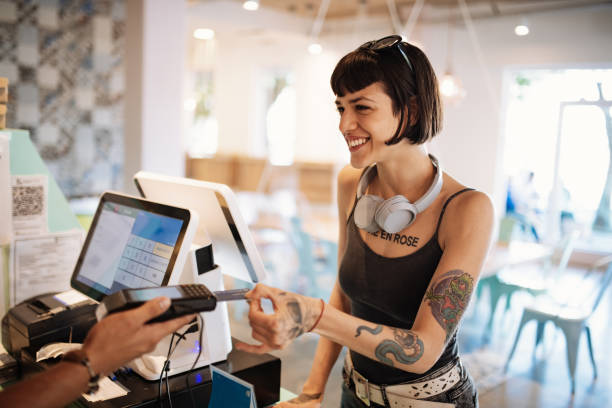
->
[82, 297, 196, 376]
[235, 284, 323, 354]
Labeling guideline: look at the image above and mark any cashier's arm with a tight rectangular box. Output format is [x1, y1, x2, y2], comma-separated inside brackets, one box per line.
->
[0, 298, 195, 408]
[236, 191, 494, 374]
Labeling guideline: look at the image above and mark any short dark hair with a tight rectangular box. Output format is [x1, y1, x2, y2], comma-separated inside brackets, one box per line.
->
[330, 39, 442, 145]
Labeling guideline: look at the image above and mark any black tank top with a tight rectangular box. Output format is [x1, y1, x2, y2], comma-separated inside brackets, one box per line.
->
[339, 188, 473, 385]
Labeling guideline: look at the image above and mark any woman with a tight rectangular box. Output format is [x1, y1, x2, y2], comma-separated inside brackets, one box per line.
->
[236, 35, 494, 408]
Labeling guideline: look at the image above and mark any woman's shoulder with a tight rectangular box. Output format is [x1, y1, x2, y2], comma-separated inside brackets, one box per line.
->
[337, 164, 363, 216]
[444, 178, 493, 216]
[337, 164, 362, 192]
[440, 177, 495, 236]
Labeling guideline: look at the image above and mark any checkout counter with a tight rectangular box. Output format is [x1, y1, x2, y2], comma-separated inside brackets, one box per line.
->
[1, 174, 283, 407]
[1, 274, 281, 407]
[7, 334, 280, 408]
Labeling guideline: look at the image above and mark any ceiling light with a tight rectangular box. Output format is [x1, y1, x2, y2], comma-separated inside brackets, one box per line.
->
[440, 15, 465, 105]
[440, 72, 466, 103]
[514, 24, 529, 36]
[308, 43, 322, 55]
[193, 28, 215, 40]
[440, 74, 459, 97]
[243, 0, 259, 11]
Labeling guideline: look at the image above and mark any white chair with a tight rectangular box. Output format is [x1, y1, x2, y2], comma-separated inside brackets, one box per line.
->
[505, 254, 612, 394]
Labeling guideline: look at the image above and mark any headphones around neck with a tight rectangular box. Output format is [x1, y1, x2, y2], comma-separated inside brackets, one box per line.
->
[354, 154, 443, 234]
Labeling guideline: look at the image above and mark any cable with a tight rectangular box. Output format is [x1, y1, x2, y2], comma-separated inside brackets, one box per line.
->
[385, 0, 402, 35]
[186, 314, 205, 408]
[157, 321, 197, 407]
[457, 0, 499, 109]
[158, 333, 176, 406]
[401, 0, 425, 41]
[165, 364, 173, 408]
[309, 0, 331, 40]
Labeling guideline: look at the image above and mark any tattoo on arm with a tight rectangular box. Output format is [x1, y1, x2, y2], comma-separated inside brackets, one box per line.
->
[425, 269, 474, 340]
[355, 325, 382, 337]
[276, 292, 318, 342]
[374, 329, 424, 367]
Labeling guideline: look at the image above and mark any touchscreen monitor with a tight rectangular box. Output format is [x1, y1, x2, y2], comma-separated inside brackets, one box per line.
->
[133, 172, 267, 283]
[71, 192, 193, 301]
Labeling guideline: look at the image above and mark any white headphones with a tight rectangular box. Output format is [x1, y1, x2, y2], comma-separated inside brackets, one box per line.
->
[354, 154, 443, 234]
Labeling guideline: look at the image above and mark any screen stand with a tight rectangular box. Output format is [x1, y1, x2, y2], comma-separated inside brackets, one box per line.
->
[129, 247, 232, 380]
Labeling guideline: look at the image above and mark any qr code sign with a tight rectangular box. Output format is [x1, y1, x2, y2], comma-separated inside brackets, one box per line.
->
[13, 186, 44, 217]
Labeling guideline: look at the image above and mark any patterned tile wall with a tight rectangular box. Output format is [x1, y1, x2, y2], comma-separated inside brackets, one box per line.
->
[0, 0, 125, 197]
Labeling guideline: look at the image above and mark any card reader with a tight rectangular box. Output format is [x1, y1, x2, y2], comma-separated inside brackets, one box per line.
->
[96, 284, 216, 323]
[95, 285, 249, 323]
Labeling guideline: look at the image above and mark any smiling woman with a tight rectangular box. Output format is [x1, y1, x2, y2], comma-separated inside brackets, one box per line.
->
[236, 35, 494, 408]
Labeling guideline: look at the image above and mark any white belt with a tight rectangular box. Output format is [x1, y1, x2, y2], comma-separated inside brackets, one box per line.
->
[344, 354, 460, 408]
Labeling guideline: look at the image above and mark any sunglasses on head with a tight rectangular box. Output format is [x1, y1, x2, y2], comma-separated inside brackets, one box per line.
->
[359, 35, 414, 72]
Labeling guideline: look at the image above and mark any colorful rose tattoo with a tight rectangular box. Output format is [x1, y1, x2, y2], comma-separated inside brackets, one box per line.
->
[425, 270, 474, 340]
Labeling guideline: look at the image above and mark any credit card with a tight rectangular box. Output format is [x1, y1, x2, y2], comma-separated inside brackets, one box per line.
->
[214, 288, 250, 302]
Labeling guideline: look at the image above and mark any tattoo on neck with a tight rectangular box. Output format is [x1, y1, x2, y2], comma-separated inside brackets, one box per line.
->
[368, 230, 420, 247]
[425, 269, 474, 340]
[375, 328, 424, 367]
[355, 325, 383, 337]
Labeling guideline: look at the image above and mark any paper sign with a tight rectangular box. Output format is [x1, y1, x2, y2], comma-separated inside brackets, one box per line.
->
[11, 229, 84, 305]
[12, 174, 48, 236]
[208, 365, 257, 408]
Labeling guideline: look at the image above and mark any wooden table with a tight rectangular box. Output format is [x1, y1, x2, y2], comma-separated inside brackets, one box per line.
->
[482, 241, 553, 278]
[478, 241, 553, 341]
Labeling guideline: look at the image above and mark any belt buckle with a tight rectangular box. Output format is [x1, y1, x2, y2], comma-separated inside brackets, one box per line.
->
[353, 370, 371, 406]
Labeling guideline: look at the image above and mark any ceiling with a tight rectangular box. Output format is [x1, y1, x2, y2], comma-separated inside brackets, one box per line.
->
[232, 0, 612, 22]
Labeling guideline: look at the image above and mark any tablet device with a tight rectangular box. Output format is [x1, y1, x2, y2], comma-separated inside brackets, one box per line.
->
[70, 192, 197, 301]
[133, 172, 267, 283]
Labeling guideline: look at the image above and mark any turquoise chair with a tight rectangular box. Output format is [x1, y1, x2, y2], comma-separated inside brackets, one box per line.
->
[498, 216, 520, 244]
[476, 217, 518, 300]
[288, 216, 337, 300]
[505, 254, 612, 394]
[480, 229, 579, 342]
[475, 216, 518, 339]
[497, 229, 579, 304]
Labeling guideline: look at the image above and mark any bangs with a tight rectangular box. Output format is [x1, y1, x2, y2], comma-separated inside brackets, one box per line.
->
[330, 51, 384, 96]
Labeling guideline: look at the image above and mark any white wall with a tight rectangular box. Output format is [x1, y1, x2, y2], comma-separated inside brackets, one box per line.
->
[189, 1, 348, 164]
[188, 4, 612, 212]
[419, 5, 612, 211]
[141, 0, 186, 176]
[124, 0, 186, 194]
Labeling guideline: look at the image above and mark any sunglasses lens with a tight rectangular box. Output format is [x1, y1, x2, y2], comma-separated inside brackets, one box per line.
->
[374, 36, 399, 49]
[361, 40, 376, 49]
[358, 35, 412, 72]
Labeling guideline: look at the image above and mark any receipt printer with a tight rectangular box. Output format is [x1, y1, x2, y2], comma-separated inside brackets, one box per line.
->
[2, 292, 97, 359]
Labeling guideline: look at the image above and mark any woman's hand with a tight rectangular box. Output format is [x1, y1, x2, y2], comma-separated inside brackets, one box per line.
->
[83, 297, 196, 375]
[235, 284, 323, 354]
[272, 392, 323, 407]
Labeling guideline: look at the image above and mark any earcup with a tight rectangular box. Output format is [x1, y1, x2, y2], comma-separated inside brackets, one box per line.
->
[354, 194, 384, 233]
[353, 154, 443, 234]
[374, 195, 418, 233]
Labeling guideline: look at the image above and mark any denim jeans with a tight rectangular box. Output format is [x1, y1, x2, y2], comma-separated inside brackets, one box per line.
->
[341, 359, 478, 408]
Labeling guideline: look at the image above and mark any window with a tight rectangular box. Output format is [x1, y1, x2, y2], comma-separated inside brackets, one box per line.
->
[185, 71, 218, 157]
[258, 72, 296, 166]
[503, 69, 612, 245]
